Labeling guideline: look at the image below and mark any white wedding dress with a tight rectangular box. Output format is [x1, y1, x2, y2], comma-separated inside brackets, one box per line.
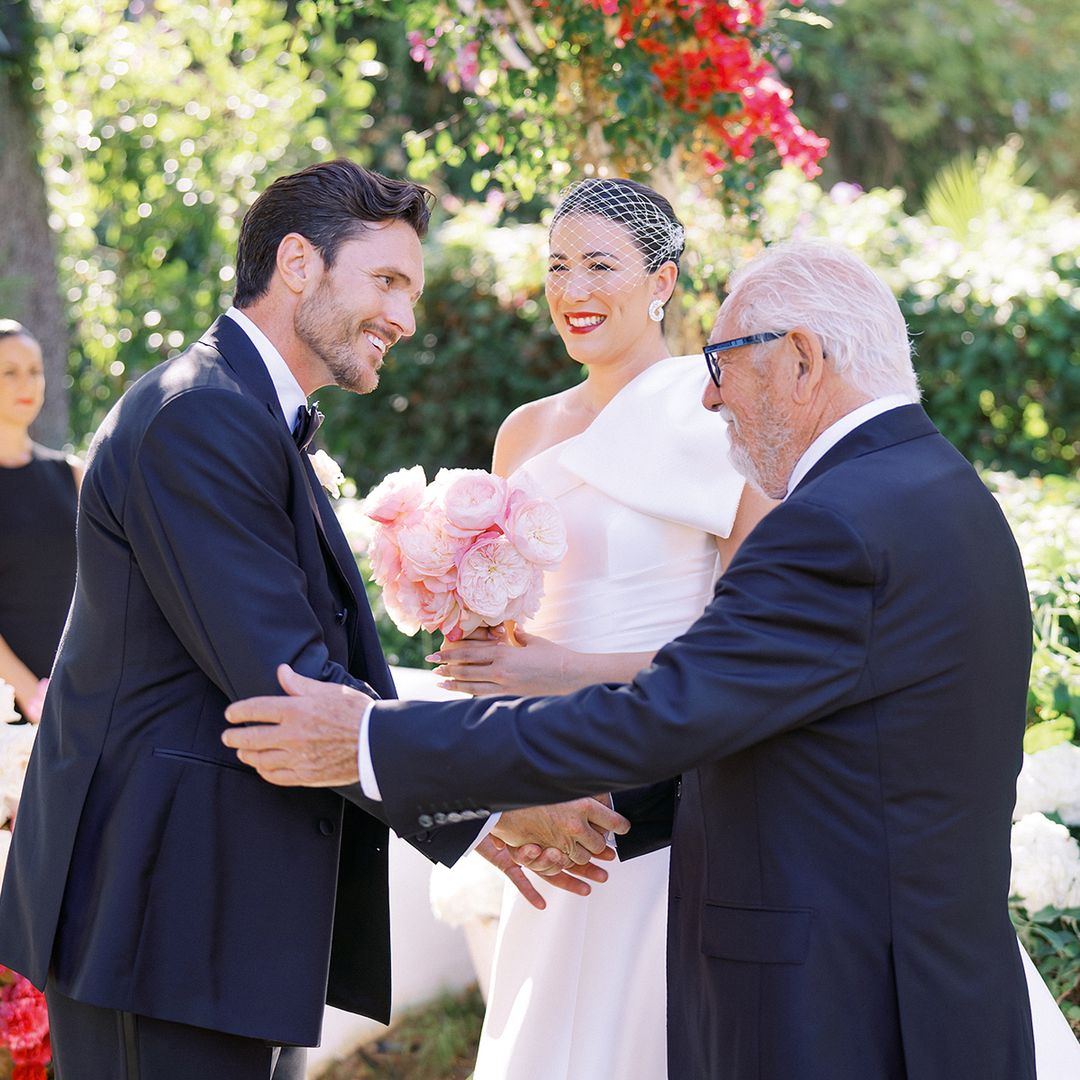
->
[473, 355, 746, 1080]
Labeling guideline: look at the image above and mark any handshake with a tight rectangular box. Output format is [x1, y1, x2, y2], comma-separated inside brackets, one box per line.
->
[222, 664, 630, 910]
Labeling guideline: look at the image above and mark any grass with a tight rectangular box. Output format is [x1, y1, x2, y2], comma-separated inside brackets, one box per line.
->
[316, 986, 485, 1080]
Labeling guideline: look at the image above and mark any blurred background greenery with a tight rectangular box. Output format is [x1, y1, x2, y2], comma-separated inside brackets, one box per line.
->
[0, 0, 1076, 483]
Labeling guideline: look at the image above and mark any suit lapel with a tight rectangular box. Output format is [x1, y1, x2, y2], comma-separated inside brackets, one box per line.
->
[300, 453, 366, 623]
[792, 404, 938, 495]
[201, 315, 362, 615]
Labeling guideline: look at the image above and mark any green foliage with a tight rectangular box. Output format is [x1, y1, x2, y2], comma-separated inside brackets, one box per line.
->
[314, 985, 485, 1079]
[33, 0, 383, 444]
[360, 0, 820, 211]
[987, 473, 1080, 747]
[758, 157, 1080, 474]
[784, 0, 1080, 199]
[993, 472, 1080, 1026]
[1012, 903, 1080, 1028]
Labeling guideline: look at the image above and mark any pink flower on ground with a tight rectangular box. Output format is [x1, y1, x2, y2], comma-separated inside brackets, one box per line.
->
[506, 497, 567, 567]
[439, 469, 509, 532]
[0, 973, 50, 1067]
[457, 536, 532, 620]
[363, 466, 427, 525]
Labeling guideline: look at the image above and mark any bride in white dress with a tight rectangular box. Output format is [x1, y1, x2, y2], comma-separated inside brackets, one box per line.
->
[435, 178, 1080, 1077]
[434, 179, 771, 1079]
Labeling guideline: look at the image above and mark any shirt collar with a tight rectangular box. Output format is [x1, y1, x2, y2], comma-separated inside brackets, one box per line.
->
[785, 395, 912, 498]
[225, 306, 307, 429]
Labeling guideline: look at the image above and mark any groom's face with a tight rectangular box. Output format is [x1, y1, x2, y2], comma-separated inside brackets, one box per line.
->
[294, 219, 424, 394]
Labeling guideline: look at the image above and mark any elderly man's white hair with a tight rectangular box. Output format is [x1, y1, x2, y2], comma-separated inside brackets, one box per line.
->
[724, 239, 920, 404]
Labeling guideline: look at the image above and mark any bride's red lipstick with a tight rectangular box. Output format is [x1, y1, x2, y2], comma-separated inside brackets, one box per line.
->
[565, 312, 607, 335]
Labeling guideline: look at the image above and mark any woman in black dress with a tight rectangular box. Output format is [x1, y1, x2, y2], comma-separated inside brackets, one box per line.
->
[0, 320, 80, 723]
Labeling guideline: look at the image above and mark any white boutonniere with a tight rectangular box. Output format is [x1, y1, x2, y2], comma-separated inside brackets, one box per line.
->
[309, 450, 346, 499]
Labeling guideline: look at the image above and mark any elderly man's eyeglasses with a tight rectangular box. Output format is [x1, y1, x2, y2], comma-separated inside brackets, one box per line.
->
[704, 331, 787, 388]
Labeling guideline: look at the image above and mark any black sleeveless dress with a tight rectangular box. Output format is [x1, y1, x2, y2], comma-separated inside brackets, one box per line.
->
[0, 443, 78, 678]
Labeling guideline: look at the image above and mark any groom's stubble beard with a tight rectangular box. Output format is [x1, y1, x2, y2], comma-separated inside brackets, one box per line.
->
[294, 277, 380, 395]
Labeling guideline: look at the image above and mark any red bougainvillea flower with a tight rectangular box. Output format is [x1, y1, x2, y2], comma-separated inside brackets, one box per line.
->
[574, 0, 828, 178]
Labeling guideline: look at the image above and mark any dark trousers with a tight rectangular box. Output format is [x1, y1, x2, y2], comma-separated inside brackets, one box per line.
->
[45, 982, 307, 1080]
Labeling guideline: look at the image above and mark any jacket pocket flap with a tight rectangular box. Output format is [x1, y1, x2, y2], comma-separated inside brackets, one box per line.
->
[701, 902, 813, 965]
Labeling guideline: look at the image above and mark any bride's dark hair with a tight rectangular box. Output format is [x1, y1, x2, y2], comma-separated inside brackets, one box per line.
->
[551, 178, 685, 274]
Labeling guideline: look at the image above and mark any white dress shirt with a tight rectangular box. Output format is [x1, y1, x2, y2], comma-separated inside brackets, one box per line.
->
[785, 395, 912, 498]
[225, 306, 307, 427]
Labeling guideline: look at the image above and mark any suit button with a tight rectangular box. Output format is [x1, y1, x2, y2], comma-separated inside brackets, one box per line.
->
[446, 811, 463, 824]
[476, 809, 490, 819]
[460, 810, 477, 821]
[433, 812, 448, 825]
[317, 818, 336, 836]
[335, 609, 348, 625]
[418, 814, 434, 828]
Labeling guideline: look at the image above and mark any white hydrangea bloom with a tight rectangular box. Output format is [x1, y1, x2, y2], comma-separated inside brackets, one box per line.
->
[429, 850, 506, 928]
[0, 829, 10, 893]
[1014, 743, 1080, 825]
[0, 722, 37, 823]
[0, 680, 19, 723]
[1010, 813, 1080, 913]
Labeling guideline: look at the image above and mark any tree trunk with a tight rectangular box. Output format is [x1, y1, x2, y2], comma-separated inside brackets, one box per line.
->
[0, 4, 70, 449]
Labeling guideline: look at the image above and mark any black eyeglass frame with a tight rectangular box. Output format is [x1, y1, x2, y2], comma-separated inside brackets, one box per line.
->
[703, 331, 788, 388]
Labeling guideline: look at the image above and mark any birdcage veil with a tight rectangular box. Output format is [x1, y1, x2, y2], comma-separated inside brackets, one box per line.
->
[548, 178, 685, 293]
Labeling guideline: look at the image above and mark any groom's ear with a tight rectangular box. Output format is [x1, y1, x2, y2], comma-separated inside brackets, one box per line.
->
[276, 232, 323, 296]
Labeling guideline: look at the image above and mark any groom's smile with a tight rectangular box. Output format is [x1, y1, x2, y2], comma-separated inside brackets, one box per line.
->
[296, 219, 424, 395]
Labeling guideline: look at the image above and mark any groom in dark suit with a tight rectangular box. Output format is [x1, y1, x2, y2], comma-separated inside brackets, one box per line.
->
[0, 161, 496, 1078]
[227, 240, 1037, 1079]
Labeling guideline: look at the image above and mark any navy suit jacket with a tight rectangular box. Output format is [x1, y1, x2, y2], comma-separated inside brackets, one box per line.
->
[363, 406, 1036, 1079]
[0, 316, 476, 1046]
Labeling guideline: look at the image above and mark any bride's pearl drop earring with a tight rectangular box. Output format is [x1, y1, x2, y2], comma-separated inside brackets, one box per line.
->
[648, 299, 665, 323]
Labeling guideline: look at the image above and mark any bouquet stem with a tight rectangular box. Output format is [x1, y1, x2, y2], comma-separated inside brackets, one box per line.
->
[502, 620, 525, 648]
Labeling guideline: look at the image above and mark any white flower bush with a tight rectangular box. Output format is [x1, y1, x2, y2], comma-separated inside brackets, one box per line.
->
[0, 829, 10, 893]
[1010, 814, 1080, 914]
[0, 680, 19, 723]
[1014, 742, 1080, 826]
[0, 722, 37, 824]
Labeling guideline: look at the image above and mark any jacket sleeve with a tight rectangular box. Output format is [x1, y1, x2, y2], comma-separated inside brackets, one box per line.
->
[366, 497, 877, 838]
[121, 387, 366, 701]
[612, 781, 678, 860]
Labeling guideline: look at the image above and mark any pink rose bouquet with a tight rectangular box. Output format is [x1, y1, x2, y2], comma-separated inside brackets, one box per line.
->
[363, 467, 566, 642]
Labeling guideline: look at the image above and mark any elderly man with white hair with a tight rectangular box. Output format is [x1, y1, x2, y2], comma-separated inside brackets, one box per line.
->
[224, 240, 1042, 1080]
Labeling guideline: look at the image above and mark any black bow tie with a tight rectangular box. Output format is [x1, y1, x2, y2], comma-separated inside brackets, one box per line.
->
[293, 403, 324, 452]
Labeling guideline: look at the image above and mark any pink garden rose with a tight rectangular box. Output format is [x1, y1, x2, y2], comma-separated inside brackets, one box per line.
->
[456, 536, 533, 620]
[395, 511, 472, 579]
[362, 464, 565, 640]
[368, 527, 403, 587]
[506, 565, 545, 624]
[506, 496, 568, 567]
[363, 465, 427, 525]
[439, 469, 509, 532]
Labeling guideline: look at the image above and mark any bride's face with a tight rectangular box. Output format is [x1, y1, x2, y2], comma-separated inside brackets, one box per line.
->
[545, 213, 657, 365]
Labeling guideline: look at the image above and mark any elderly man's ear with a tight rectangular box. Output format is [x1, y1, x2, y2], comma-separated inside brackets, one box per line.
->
[788, 327, 826, 404]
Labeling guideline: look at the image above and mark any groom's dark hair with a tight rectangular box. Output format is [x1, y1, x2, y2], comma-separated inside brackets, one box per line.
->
[233, 160, 434, 306]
